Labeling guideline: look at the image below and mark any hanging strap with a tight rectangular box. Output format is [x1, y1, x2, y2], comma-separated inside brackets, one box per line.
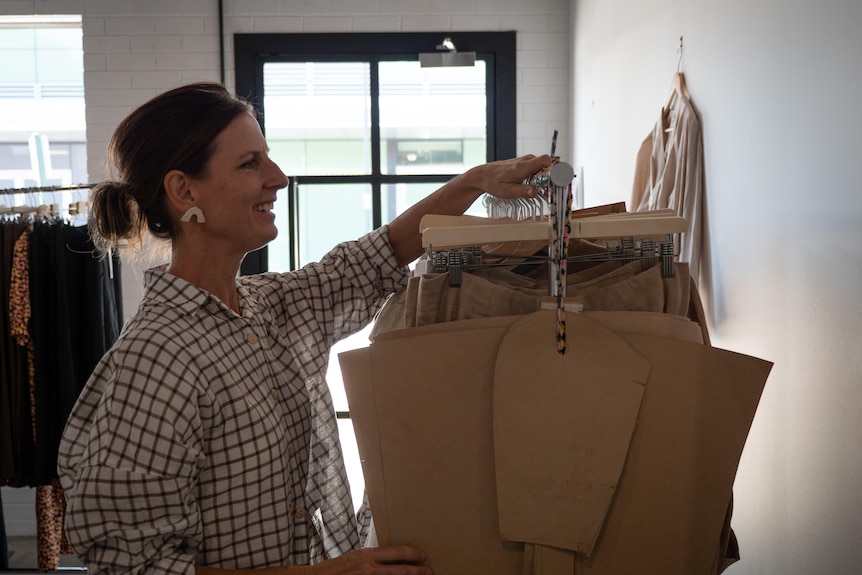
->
[548, 178, 573, 355]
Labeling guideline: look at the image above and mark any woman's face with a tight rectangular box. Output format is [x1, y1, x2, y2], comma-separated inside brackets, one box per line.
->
[191, 112, 289, 256]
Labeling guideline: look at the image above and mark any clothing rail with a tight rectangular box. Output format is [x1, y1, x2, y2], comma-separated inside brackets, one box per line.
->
[0, 184, 94, 218]
[0, 182, 97, 196]
[422, 235, 679, 280]
[418, 158, 686, 354]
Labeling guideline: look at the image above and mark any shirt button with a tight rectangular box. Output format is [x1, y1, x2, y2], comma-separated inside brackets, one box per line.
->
[271, 389, 278, 400]
[247, 331, 259, 344]
[288, 445, 296, 457]
[295, 507, 306, 519]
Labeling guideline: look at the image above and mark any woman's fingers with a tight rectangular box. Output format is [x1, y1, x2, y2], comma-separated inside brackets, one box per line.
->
[483, 154, 553, 199]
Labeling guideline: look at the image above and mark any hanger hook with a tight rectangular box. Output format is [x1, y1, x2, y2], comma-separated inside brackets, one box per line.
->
[676, 36, 683, 73]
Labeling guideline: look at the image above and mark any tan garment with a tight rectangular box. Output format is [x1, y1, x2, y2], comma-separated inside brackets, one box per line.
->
[378, 261, 690, 335]
[630, 91, 706, 282]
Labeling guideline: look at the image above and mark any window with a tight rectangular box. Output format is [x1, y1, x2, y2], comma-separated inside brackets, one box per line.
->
[235, 32, 515, 271]
[234, 32, 516, 510]
[0, 15, 87, 193]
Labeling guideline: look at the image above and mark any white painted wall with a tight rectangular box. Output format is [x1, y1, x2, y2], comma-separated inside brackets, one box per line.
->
[572, 1, 862, 574]
[0, 0, 570, 535]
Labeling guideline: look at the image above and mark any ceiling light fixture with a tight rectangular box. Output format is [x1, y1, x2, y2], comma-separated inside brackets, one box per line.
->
[419, 37, 476, 68]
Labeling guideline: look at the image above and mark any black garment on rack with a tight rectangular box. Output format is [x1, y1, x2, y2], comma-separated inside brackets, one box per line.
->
[29, 221, 122, 484]
[0, 221, 35, 488]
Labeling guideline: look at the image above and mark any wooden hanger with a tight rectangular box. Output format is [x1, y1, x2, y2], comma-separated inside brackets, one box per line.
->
[664, 71, 689, 113]
[420, 209, 686, 250]
[663, 72, 690, 133]
[68, 200, 88, 215]
[663, 36, 689, 132]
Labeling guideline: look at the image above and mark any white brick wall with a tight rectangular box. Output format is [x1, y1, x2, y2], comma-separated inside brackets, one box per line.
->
[3, 0, 571, 206]
[1, 0, 572, 535]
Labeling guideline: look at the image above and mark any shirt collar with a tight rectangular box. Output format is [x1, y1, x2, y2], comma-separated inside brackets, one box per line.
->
[142, 265, 233, 317]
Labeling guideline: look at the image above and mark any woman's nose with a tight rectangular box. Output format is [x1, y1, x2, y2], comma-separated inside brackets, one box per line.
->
[269, 158, 289, 189]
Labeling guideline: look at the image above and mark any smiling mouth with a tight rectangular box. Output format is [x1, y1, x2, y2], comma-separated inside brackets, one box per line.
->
[255, 203, 274, 212]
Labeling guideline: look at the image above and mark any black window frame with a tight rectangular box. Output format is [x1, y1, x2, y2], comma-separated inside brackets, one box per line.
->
[234, 31, 516, 274]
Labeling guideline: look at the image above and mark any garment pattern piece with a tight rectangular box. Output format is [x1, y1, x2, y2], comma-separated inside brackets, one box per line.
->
[58, 227, 409, 575]
[347, 307, 768, 575]
[630, 92, 706, 283]
[366, 250, 737, 574]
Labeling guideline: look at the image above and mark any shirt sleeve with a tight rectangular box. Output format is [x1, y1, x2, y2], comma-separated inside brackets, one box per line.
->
[264, 225, 411, 348]
[58, 330, 209, 575]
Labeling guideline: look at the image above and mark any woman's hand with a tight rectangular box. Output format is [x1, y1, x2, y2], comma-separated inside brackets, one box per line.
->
[387, 153, 554, 267]
[313, 545, 431, 575]
[465, 153, 553, 200]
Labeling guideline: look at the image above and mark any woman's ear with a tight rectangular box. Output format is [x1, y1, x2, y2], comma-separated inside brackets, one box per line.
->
[163, 169, 195, 214]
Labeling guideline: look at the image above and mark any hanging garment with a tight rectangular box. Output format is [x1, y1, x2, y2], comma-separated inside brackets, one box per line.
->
[373, 260, 692, 338]
[0, 220, 35, 487]
[30, 221, 122, 485]
[10, 229, 74, 571]
[630, 89, 706, 283]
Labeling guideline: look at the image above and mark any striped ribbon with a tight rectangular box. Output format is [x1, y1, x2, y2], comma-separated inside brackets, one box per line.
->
[549, 181, 573, 354]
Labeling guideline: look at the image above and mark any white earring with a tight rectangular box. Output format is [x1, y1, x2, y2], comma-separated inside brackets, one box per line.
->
[181, 206, 206, 224]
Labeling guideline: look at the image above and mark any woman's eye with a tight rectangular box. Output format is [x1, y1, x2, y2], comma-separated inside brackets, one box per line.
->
[241, 159, 259, 169]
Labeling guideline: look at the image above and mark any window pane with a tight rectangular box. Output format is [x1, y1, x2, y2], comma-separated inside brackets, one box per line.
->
[379, 60, 487, 175]
[36, 49, 84, 84]
[267, 182, 374, 273]
[0, 49, 36, 83]
[382, 181, 487, 224]
[263, 62, 371, 176]
[337, 417, 365, 512]
[0, 29, 35, 50]
[0, 24, 86, 188]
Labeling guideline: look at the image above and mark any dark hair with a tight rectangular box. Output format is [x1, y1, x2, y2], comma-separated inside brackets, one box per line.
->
[89, 82, 255, 253]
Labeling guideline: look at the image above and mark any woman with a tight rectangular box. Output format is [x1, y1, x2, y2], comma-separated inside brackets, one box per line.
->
[57, 82, 550, 575]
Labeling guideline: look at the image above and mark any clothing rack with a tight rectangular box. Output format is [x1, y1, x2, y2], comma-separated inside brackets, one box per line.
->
[0, 183, 95, 217]
[0, 184, 121, 571]
[0, 183, 97, 195]
[418, 161, 685, 354]
[423, 235, 678, 283]
[419, 164, 685, 286]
